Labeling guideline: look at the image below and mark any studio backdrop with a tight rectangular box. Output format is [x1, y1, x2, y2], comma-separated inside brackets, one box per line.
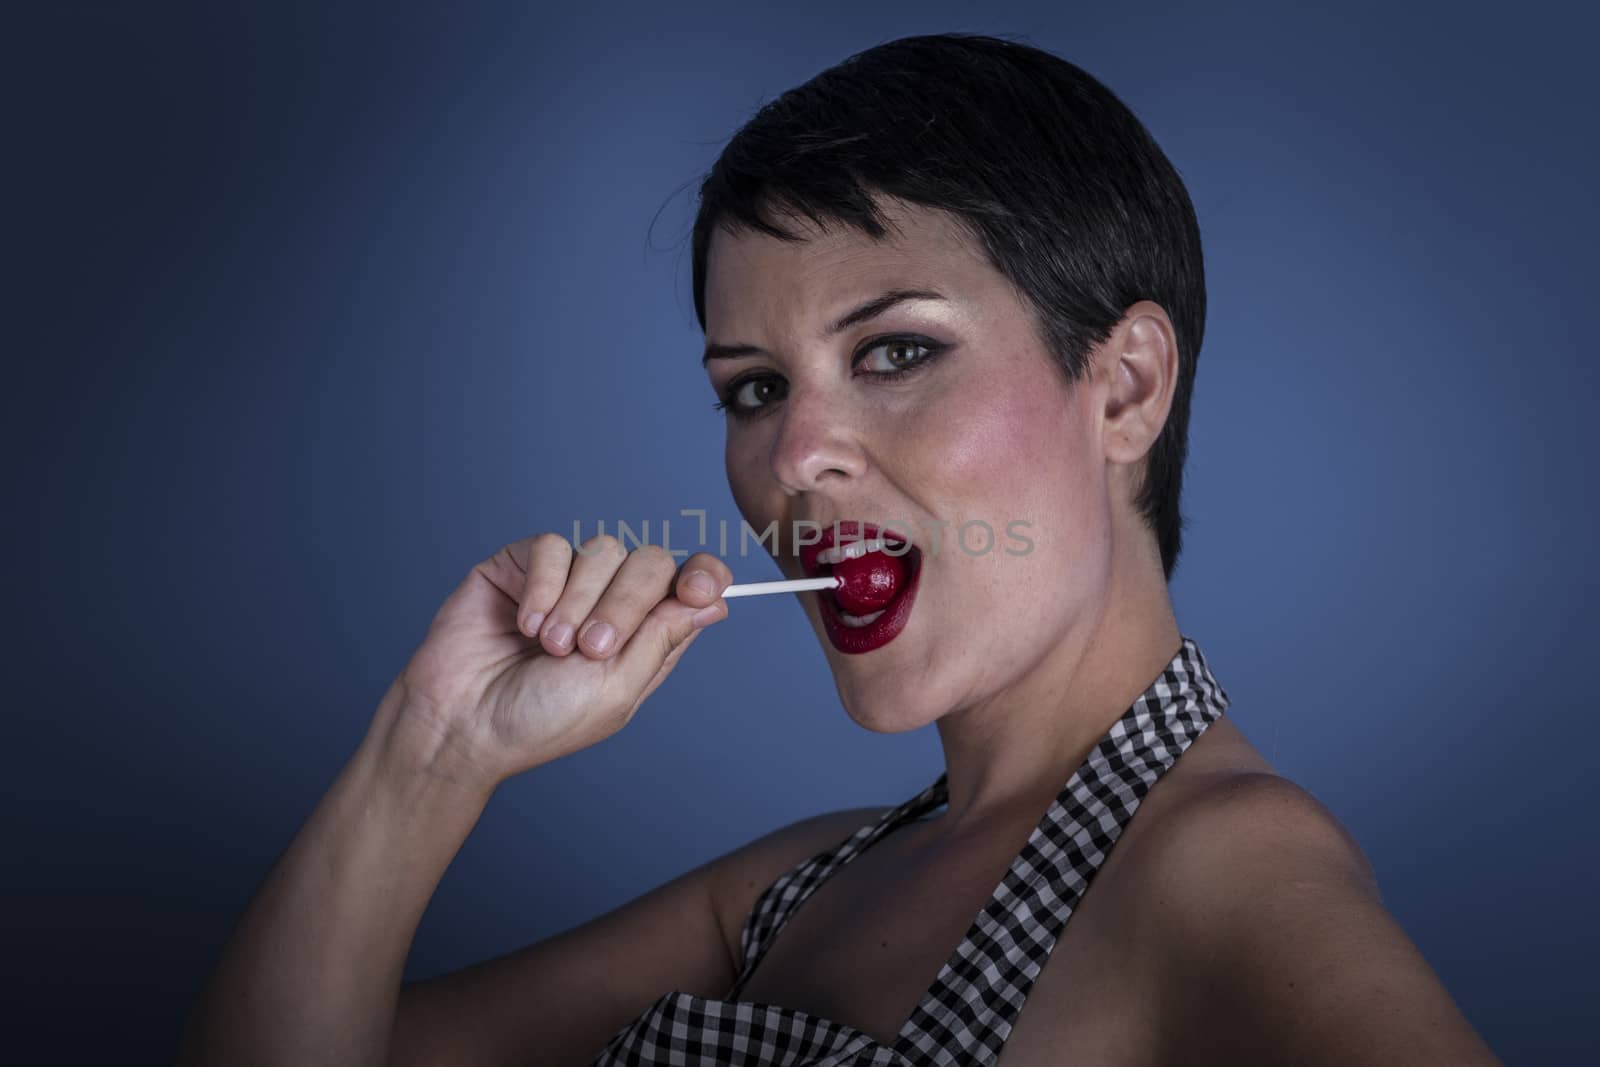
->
[6, 1, 1595, 1062]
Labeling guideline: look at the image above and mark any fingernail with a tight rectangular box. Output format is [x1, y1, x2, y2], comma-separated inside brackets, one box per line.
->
[691, 604, 724, 628]
[580, 619, 616, 654]
[524, 611, 544, 636]
[686, 571, 717, 599]
[544, 621, 574, 650]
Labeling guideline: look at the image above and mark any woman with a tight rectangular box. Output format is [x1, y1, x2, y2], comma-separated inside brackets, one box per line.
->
[177, 33, 1500, 1067]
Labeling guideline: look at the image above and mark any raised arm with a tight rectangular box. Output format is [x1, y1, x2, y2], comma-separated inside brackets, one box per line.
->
[175, 533, 733, 1067]
[176, 681, 493, 1066]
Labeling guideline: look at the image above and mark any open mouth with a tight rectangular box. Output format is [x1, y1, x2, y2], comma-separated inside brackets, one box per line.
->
[800, 522, 923, 654]
[816, 536, 916, 623]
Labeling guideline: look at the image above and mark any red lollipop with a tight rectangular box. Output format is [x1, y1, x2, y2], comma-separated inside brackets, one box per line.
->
[831, 549, 907, 614]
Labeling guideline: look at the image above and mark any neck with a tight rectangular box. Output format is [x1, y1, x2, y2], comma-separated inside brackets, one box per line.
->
[927, 527, 1182, 837]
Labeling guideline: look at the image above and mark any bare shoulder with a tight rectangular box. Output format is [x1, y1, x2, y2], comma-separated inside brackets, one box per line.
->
[1143, 770, 1379, 894]
[706, 805, 894, 971]
[1127, 771, 1502, 1065]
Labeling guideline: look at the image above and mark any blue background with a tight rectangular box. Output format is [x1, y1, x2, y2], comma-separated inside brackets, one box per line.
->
[7, 1, 1595, 1061]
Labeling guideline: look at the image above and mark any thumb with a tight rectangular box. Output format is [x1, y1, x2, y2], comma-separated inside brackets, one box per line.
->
[608, 595, 725, 709]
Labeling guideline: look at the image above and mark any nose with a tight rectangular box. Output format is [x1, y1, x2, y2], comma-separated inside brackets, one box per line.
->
[767, 385, 867, 494]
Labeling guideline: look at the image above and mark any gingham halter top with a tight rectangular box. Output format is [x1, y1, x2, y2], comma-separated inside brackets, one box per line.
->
[593, 635, 1230, 1067]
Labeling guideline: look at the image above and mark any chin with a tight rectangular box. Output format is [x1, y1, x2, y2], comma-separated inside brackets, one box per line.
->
[828, 672, 939, 735]
[801, 593, 942, 731]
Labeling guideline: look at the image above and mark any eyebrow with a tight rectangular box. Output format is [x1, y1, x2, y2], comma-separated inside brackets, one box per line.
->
[701, 288, 948, 367]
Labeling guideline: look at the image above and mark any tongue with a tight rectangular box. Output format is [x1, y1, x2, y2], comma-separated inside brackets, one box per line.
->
[832, 550, 907, 614]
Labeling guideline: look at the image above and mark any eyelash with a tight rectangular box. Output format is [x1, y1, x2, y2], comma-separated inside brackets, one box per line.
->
[712, 334, 950, 420]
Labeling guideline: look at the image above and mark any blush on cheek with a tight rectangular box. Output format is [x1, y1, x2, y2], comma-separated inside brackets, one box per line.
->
[933, 370, 1080, 489]
[932, 373, 1101, 601]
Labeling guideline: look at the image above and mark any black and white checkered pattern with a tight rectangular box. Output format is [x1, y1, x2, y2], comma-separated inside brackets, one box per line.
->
[592, 635, 1230, 1066]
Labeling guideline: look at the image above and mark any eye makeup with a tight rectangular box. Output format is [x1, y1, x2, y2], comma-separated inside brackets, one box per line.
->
[712, 332, 952, 419]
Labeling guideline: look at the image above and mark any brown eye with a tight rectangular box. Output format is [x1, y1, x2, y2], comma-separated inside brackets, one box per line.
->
[714, 336, 948, 420]
[734, 378, 784, 408]
[858, 338, 934, 374]
[715, 374, 788, 418]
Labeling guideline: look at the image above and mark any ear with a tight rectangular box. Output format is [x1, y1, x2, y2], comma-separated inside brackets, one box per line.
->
[1099, 300, 1178, 467]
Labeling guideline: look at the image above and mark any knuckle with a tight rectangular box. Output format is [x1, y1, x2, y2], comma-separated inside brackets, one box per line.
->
[636, 565, 681, 599]
[614, 557, 673, 604]
[475, 544, 514, 576]
[581, 533, 625, 562]
[629, 543, 674, 571]
[593, 595, 643, 633]
[529, 531, 569, 556]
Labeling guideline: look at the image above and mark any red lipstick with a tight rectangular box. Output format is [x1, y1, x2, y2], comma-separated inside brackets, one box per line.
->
[799, 521, 922, 654]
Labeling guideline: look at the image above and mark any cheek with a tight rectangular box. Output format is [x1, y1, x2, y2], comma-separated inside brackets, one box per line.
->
[725, 432, 777, 535]
[724, 435, 756, 515]
[918, 369, 1106, 613]
[921, 367, 1089, 520]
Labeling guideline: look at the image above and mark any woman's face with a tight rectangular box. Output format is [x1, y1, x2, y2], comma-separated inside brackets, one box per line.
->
[702, 197, 1119, 732]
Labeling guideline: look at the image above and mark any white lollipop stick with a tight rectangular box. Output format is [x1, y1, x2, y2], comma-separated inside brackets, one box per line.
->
[720, 576, 840, 599]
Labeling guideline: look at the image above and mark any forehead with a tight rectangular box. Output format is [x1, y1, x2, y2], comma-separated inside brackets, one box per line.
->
[703, 197, 997, 338]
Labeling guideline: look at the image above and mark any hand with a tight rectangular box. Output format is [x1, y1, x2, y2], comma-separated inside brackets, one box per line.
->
[381, 533, 731, 791]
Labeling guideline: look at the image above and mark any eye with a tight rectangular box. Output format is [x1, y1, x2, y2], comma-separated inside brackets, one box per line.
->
[711, 333, 949, 420]
[715, 376, 787, 415]
[857, 337, 935, 375]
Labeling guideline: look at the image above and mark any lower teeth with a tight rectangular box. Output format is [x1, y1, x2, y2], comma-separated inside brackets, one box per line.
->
[838, 607, 886, 627]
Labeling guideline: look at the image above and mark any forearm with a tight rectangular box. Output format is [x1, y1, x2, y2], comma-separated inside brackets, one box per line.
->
[177, 689, 494, 1067]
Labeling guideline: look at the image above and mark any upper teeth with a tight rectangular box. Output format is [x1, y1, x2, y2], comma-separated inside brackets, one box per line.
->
[817, 537, 904, 566]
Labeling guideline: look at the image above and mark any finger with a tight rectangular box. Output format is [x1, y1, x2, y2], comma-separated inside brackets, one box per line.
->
[607, 595, 719, 709]
[538, 534, 628, 655]
[453, 545, 534, 636]
[518, 533, 575, 638]
[573, 544, 679, 660]
[674, 551, 734, 609]
[626, 625, 704, 718]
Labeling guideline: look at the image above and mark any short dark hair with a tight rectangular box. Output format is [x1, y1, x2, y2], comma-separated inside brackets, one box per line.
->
[689, 32, 1207, 583]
